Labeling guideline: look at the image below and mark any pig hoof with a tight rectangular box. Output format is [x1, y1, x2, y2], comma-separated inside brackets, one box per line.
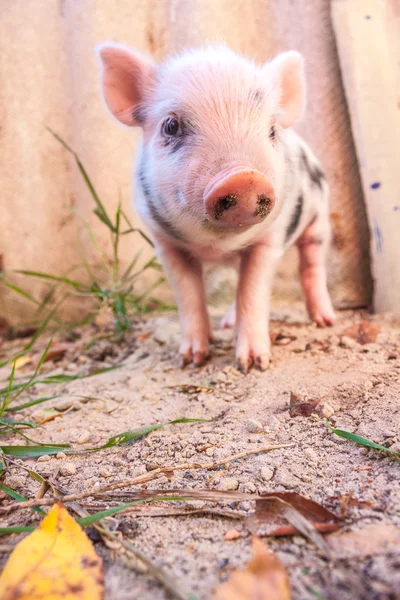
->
[179, 350, 210, 369]
[236, 357, 253, 374]
[193, 351, 210, 367]
[254, 353, 270, 371]
[311, 309, 335, 328]
[236, 352, 270, 374]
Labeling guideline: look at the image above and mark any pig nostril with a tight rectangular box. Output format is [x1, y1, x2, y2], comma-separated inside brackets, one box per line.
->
[254, 194, 273, 219]
[214, 194, 238, 220]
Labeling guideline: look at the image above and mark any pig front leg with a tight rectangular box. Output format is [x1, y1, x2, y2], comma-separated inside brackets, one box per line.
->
[156, 243, 212, 367]
[297, 216, 335, 327]
[235, 243, 281, 373]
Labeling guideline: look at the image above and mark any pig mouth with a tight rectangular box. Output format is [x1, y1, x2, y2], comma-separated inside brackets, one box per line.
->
[202, 218, 254, 234]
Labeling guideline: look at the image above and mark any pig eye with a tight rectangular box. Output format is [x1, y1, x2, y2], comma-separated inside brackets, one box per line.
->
[269, 126, 276, 142]
[162, 117, 181, 137]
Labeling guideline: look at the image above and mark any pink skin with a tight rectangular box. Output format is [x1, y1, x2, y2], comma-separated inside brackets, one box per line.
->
[98, 43, 333, 372]
[297, 219, 335, 327]
[204, 168, 275, 227]
[155, 241, 213, 367]
[235, 242, 281, 372]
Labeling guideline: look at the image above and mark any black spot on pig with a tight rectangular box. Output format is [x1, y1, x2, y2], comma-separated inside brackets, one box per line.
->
[147, 196, 185, 242]
[137, 159, 152, 198]
[300, 149, 325, 189]
[285, 195, 303, 242]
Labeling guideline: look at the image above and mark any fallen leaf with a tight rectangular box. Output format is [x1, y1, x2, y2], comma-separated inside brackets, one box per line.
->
[213, 537, 291, 600]
[0, 502, 103, 600]
[13, 356, 32, 370]
[343, 321, 380, 345]
[43, 343, 69, 362]
[224, 528, 241, 541]
[327, 524, 400, 559]
[289, 392, 321, 417]
[137, 331, 150, 341]
[246, 492, 340, 554]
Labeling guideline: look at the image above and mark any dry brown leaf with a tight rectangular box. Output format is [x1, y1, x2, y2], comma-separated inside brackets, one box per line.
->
[0, 502, 103, 600]
[213, 537, 291, 600]
[343, 321, 380, 345]
[43, 343, 69, 362]
[289, 392, 321, 417]
[246, 492, 340, 554]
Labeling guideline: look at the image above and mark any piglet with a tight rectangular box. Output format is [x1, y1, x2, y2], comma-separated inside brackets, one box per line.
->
[97, 43, 335, 372]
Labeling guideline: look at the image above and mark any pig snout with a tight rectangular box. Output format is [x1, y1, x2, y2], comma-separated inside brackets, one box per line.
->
[203, 167, 275, 227]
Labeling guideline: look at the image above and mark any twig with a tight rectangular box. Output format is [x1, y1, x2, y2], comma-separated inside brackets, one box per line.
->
[0, 443, 294, 515]
[109, 506, 244, 520]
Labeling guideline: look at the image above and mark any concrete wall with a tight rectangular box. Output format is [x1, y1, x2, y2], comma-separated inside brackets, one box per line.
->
[0, 0, 372, 325]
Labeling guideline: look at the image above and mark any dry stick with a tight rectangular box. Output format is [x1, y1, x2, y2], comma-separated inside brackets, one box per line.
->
[0, 443, 294, 515]
[79, 501, 245, 520]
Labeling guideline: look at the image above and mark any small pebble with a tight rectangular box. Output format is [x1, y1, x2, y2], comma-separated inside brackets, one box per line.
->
[244, 419, 264, 434]
[60, 462, 77, 476]
[206, 447, 215, 457]
[219, 477, 239, 491]
[321, 402, 335, 418]
[260, 467, 274, 482]
[56, 452, 67, 459]
[340, 336, 356, 349]
[240, 481, 257, 493]
[37, 455, 52, 463]
[5, 475, 26, 488]
[69, 430, 91, 445]
[274, 467, 300, 489]
[224, 528, 241, 541]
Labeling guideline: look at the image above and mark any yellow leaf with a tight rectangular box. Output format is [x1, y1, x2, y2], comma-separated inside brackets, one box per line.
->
[0, 502, 104, 600]
[13, 356, 32, 370]
[213, 537, 291, 600]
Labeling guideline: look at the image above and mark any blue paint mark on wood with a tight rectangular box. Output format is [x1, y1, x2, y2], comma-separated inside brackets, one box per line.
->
[373, 223, 383, 254]
[365, 15, 371, 20]
[370, 182, 381, 189]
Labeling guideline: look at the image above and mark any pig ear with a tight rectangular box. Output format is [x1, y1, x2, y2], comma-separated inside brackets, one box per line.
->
[265, 51, 306, 128]
[96, 43, 156, 127]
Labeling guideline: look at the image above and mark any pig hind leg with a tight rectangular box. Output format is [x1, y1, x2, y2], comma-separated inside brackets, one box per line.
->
[297, 214, 335, 327]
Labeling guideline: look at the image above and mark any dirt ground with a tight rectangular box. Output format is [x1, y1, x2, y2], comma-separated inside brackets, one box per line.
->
[1, 304, 400, 600]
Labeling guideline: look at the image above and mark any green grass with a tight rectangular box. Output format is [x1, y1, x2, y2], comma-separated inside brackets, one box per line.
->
[0, 129, 169, 340]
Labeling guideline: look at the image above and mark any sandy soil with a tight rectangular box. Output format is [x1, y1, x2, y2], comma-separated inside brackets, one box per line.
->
[1, 305, 400, 600]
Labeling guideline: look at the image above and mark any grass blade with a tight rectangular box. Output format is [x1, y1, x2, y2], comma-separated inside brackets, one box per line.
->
[77, 496, 186, 527]
[5, 395, 60, 413]
[0, 445, 70, 459]
[0, 525, 34, 535]
[92, 417, 209, 451]
[14, 270, 81, 290]
[327, 422, 400, 456]
[0, 484, 46, 516]
[47, 128, 116, 232]
[0, 364, 122, 397]
[0, 282, 40, 306]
